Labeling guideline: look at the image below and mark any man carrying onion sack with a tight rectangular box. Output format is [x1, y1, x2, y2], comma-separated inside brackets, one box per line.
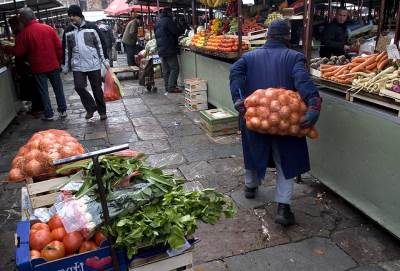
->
[229, 19, 322, 226]
[62, 5, 109, 121]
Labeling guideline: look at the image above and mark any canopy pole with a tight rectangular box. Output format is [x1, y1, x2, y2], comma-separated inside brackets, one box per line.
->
[394, 4, 400, 46]
[238, 0, 242, 56]
[328, 0, 332, 22]
[192, 0, 197, 33]
[303, 0, 314, 66]
[376, 0, 386, 41]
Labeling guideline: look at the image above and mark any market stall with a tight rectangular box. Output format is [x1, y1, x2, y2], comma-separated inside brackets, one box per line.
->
[176, 0, 400, 238]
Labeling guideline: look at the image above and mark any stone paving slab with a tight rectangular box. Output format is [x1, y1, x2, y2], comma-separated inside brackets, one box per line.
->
[131, 116, 159, 127]
[146, 152, 186, 168]
[378, 260, 400, 271]
[194, 260, 228, 271]
[231, 186, 275, 209]
[351, 266, 386, 271]
[149, 104, 182, 114]
[135, 125, 168, 140]
[164, 124, 204, 137]
[154, 113, 194, 127]
[129, 139, 170, 155]
[224, 237, 357, 271]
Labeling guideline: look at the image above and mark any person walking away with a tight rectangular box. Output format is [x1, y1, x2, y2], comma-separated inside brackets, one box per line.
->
[98, 21, 115, 67]
[320, 8, 349, 58]
[122, 13, 139, 66]
[230, 19, 322, 226]
[155, 8, 181, 94]
[7, 15, 44, 116]
[62, 5, 109, 120]
[2, 8, 67, 121]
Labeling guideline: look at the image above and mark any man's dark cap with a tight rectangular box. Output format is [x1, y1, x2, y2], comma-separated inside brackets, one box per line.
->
[68, 5, 83, 18]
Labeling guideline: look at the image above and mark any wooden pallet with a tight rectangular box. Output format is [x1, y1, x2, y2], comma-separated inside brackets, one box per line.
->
[130, 250, 193, 271]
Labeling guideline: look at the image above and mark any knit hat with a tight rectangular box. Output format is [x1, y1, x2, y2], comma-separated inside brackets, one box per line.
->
[68, 5, 83, 18]
[267, 19, 290, 39]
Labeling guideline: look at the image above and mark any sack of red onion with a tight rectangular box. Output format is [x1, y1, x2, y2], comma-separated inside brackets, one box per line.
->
[8, 129, 85, 182]
[244, 88, 319, 138]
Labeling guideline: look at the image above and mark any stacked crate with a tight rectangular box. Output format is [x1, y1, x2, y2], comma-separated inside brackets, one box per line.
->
[184, 78, 208, 111]
[200, 108, 239, 137]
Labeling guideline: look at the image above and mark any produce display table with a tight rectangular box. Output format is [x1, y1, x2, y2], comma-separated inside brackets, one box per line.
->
[0, 67, 17, 134]
[309, 84, 400, 239]
[178, 50, 235, 111]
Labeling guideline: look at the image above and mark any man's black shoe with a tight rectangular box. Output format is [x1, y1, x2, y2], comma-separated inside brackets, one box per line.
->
[244, 186, 258, 199]
[275, 203, 295, 226]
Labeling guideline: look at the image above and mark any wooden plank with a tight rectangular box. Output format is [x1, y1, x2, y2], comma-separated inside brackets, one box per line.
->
[26, 175, 76, 196]
[111, 66, 139, 73]
[130, 251, 193, 271]
[30, 192, 59, 209]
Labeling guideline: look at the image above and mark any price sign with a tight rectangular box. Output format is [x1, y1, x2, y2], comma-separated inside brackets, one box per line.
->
[387, 44, 400, 60]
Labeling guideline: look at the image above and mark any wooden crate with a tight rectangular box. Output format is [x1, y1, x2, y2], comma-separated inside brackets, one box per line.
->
[184, 78, 207, 92]
[200, 108, 239, 136]
[184, 91, 207, 103]
[379, 88, 400, 103]
[130, 250, 193, 271]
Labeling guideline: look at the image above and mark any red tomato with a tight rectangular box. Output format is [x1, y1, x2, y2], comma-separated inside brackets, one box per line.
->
[48, 215, 63, 230]
[94, 231, 106, 247]
[30, 229, 53, 250]
[63, 231, 83, 255]
[41, 241, 65, 261]
[50, 227, 66, 241]
[31, 223, 50, 232]
[79, 241, 98, 253]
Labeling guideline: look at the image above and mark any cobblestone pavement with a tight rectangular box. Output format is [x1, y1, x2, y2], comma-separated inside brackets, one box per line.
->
[1, 55, 400, 270]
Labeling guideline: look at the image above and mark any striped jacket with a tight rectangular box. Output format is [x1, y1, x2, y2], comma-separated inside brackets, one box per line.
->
[62, 20, 109, 72]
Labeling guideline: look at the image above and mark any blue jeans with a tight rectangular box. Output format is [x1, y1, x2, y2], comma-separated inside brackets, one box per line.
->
[34, 69, 67, 118]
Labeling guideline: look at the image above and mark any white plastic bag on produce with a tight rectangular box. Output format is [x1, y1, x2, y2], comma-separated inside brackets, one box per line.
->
[359, 38, 375, 54]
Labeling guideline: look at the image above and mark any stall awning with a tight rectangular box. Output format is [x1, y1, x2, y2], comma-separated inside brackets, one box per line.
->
[0, 0, 62, 12]
[104, 0, 160, 16]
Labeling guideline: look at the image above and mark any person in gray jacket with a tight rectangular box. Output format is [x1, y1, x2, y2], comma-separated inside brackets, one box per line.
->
[62, 5, 109, 120]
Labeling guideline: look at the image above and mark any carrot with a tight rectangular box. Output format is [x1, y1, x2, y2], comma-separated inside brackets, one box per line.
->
[376, 51, 387, 62]
[333, 65, 350, 76]
[350, 55, 377, 73]
[321, 66, 340, 73]
[352, 57, 366, 63]
[377, 59, 389, 70]
[366, 62, 377, 70]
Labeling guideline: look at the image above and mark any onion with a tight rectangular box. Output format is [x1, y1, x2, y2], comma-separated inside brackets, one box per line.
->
[278, 94, 291, 106]
[245, 107, 256, 118]
[289, 125, 300, 135]
[269, 100, 281, 112]
[268, 113, 280, 126]
[301, 128, 310, 136]
[264, 90, 276, 100]
[25, 149, 42, 161]
[12, 156, 25, 168]
[48, 152, 62, 162]
[28, 139, 41, 150]
[279, 119, 290, 131]
[307, 128, 319, 139]
[279, 106, 291, 119]
[245, 96, 259, 107]
[253, 89, 264, 96]
[61, 146, 75, 157]
[17, 146, 30, 156]
[256, 106, 269, 119]
[39, 137, 55, 151]
[289, 112, 300, 125]
[25, 159, 43, 177]
[289, 98, 301, 112]
[260, 119, 270, 130]
[249, 117, 261, 129]
[259, 97, 269, 107]
[9, 168, 25, 182]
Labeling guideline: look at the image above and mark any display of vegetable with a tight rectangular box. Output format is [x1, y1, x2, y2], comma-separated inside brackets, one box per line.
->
[29, 216, 105, 261]
[350, 66, 399, 94]
[310, 55, 349, 70]
[242, 18, 265, 36]
[105, 186, 236, 257]
[8, 129, 85, 182]
[264, 12, 283, 27]
[244, 88, 319, 139]
[320, 52, 391, 85]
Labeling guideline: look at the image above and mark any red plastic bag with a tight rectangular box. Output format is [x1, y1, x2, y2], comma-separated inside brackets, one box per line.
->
[104, 68, 122, 102]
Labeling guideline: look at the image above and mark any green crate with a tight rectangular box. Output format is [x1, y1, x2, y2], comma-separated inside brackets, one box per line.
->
[200, 108, 238, 125]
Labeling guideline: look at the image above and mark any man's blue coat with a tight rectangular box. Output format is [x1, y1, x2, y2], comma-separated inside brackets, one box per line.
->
[229, 40, 320, 180]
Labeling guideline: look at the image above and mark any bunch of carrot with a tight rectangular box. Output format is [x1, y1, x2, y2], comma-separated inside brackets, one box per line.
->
[320, 52, 389, 85]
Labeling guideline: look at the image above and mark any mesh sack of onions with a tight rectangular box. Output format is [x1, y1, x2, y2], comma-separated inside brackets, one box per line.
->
[244, 88, 319, 138]
[8, 129, 85, 182]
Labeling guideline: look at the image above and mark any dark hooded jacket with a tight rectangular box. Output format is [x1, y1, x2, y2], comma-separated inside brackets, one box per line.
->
[155, 13, 180, 57]
[320, 19, 348, 58]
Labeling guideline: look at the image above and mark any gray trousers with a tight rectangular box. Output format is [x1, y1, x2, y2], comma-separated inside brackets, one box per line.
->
[161, 55, 179, 92]
[73, 70, 106, 115]
[245, 141, 294, 204]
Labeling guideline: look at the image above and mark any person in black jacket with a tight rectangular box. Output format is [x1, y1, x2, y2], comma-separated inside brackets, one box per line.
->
[320, 8, 350, 58]
[155, 8, 181, 94]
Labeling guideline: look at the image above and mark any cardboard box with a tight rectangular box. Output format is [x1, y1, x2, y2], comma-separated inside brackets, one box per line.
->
[184, 78, 207, 92]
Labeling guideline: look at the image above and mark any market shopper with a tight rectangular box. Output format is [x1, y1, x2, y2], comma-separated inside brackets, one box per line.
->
[62, 5, 109, 121]
[155, 8, 181, 94]
[229, 19, 322, 226]
[320, 8, 350, 58]
[122, 13, 140, 66]
[98, 21, 115, 67]
[2, 8, 67, 121]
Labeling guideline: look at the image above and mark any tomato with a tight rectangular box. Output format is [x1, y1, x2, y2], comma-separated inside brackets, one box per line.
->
[41, 241, 65, 261]
[48, 215, 63, 230]
[30, 250, 41, 259]
[94, 231, 106, 247]
[31, 223, 50, 232]
[63, 231, 83, 255]
[50, 227, 66, 241]
[79, 241, 98, 253]
[30, 229, 53, 250]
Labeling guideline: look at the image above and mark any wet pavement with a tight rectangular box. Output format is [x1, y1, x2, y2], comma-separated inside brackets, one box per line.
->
[1, 55, 400, 270]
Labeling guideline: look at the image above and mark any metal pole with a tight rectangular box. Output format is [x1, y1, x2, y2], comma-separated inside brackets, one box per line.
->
[394, 4, 400, 46]
[376, 0, 386, 41]
[192, 0, 197, 33]
[303, 0, 314, 67]
[328, 0, 332, 22]
[238, 0, 242, 56]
